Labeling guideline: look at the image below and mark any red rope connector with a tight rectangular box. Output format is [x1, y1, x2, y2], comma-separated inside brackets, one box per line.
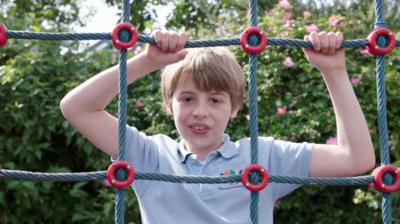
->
[369, 165, 400, 193]
[366, 27, 396, 56]
[106, 161, 136, 189]
[111, 23, 138, 50]
[241, 164, 269, 192]
[0, 23, 8, 47]
[240, 27, 268, 54]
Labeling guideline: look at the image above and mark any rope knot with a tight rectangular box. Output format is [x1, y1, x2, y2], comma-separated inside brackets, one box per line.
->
[240, 27, 267, 54]
[369, 165, 400, 193]
[111, 22, 138, 50]
[241, 164, 269, 192]
[106, 161, 136, 188]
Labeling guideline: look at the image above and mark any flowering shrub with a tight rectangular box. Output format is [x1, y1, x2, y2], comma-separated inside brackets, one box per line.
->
[1, 0, 399, 223]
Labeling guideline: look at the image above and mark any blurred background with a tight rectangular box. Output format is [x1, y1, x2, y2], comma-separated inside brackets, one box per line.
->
[0, 0, 399, 223]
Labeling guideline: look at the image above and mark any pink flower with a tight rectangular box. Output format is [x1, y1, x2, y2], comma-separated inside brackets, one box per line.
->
[303, 11, 311, 18]
[215, 26, 226, 35]
[360, 48, 373, 57]
[326, 136, 337, 145]
[283, 12, 293, 21]
[351, 76, 362, 85]
[284, 20, 292, 28]
[103, 179, 112, 187]
[280, 31, 289, 37]
[135, 99, 143, 108]
[279, 0, 292, 9]
[283, 56, 294, 68]
[329, 15, 340, 27]
[277, 106, 287, 115]
[305, 24, 319, 33]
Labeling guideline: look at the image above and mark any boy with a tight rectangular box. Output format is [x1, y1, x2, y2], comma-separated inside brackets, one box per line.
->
[60, 30, 375, 223]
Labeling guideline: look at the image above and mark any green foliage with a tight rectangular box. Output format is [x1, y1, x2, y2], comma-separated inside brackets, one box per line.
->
[1, 0, 400, 224]
[0, 1, 142, 223]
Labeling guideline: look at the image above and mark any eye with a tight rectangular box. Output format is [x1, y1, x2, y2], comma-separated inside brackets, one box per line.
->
[182, 96, 194, 103]
[210, 97, 221, 104]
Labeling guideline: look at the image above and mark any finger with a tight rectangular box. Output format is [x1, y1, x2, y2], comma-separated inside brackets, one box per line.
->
[303, 34, 312, 54]
[176, 32, 189, 51]
[335, 32, 343, 49]
[309, 31, 320, 51]
[167, 31, 178, 53]
[153, 30, 162, 49]
[160, 30, 169, 52]
[327, 32, 336, 54]
[319, 31, 328, 54]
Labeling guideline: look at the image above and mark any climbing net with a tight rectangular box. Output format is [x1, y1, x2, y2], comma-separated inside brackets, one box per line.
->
[1, 0, 399, 223]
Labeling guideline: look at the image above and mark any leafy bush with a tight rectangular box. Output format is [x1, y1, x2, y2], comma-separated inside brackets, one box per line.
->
[1, 0, 399, 223]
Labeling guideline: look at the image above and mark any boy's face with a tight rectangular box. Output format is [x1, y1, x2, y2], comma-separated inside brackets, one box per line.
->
[170, 77, 238, 155]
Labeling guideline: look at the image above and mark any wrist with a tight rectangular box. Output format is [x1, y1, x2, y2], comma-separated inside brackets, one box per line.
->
[322, 69, 351, 88]
[132, 51, 163, 71]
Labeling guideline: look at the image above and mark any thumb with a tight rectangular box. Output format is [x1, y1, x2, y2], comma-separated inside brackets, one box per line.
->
[177, 49, 188, 60]
[162, 49, 188, 66]
[302, 47, 313, 61]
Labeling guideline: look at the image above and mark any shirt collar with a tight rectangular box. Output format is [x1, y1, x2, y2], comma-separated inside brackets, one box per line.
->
[178, 134, 238, 163]
[178, 140, 193, 163]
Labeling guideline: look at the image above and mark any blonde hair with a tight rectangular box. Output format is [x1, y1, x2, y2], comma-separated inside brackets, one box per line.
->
[161, 47, 246, 112]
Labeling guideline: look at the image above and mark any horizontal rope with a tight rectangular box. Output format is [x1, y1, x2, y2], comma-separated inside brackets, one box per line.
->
[0, 169, 373, 186]
[7, 31, 400, 49]
[0, 169, 106, 181]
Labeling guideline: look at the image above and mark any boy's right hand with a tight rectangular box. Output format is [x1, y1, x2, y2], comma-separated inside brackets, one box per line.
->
[145, 30, 189, 69]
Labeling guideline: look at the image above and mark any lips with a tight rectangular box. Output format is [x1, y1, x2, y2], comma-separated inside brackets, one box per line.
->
[188, 123, 211, 135]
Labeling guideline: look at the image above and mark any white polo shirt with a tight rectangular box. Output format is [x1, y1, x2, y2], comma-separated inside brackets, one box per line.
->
[123, 126, 312, 224]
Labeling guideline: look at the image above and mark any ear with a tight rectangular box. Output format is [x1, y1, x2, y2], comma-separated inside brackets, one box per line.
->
[230, 107, 239, 119]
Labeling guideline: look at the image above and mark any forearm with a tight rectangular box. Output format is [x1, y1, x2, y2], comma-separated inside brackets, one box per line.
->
[323, 69, 375, 169]
[60, 52, 160, 115]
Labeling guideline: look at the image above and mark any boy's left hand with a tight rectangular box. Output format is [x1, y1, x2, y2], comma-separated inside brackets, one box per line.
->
[303, 31, 346, 75]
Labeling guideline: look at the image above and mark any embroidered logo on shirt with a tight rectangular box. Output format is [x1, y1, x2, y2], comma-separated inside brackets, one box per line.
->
[218, 169, 243, 190]
[220, 169, 243, 177]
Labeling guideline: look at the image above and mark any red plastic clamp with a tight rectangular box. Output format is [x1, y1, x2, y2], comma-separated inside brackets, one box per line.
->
[106, 161, 136, 188]
[241, 164, 269, 192]
[366, 27, 396, 56]
[240, 27, 268, 54]
[111, 23, 138, 50]
[0, 23, 8, 47]
[369, 165, 400, 193]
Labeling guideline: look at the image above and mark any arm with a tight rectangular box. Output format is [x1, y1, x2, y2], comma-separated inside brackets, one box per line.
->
[303, 31, 375, 177]
[60, 31, 188, 157]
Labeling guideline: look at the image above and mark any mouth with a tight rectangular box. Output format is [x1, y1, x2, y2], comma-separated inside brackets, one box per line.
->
[189, 124, 211, 135]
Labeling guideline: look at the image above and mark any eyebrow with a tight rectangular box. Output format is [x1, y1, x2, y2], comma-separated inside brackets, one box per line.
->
[178, 90, 228, 96]
[177, 91, 195, 95]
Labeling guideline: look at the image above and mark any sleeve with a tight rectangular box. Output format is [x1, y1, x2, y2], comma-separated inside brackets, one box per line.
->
[263, 138, 313, 200]
[111, 126, 161, 197]
[112, 125, 160, 173]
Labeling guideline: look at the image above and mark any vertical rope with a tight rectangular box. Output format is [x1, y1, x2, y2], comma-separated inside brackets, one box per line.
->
[374, 1, 392, 223]
[115, 0, 131, 223]
[374, 0, 387, 28]
[375, 55, 390, 166]
[376, 54, 392, 224]
[248, 0, 259, 223]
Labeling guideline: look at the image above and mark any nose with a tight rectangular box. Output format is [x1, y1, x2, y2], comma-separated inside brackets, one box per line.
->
[192, 100, 208, 119]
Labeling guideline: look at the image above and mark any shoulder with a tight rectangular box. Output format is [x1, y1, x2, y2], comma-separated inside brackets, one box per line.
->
[234, 136, 312, 158]
[150, 133, 178, 147]
[234, 136, 277, 150]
